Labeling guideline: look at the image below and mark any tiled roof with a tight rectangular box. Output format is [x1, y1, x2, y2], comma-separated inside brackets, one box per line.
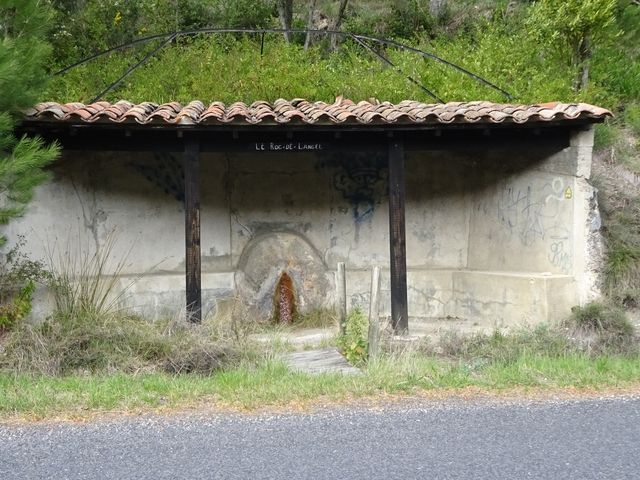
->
[24, 98, 611, 127]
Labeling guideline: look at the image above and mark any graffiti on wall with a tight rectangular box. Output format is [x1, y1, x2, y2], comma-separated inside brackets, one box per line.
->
[496, 177, 570, 245]
[491, 176, 574, 273]
[548, 240, 572, 273]
[497, 185, 545, 246]
[317, 153, 388, 242]
[318, 153, 388, 222]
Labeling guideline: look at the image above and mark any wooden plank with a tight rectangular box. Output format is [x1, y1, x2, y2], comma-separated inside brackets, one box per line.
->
[336, 262, 347, 335]
[282, 348, 361, 375]
[367, 265, 382, 359]
[21, 126, 572, 154]
[184, 137, 202, 323]
[388, 140, 409, 334]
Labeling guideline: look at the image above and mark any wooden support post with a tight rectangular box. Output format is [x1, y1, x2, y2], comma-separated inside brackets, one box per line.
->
[184, 137, 202, 323]
[388, 140, 409, 334]
[336, 262, 347, 335]
[367, 265, 382, 360]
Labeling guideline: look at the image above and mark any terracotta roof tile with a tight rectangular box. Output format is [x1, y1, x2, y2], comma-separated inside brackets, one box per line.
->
[23, 98, 611, 127]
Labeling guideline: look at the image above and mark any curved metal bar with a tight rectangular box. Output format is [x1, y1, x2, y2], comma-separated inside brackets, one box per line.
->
[54, 32, 175, 76]
[56, 28, 513, 101]
[349, 34, 443, 103]
[89, 34, 177, 103]
[351, 33, 513, 100]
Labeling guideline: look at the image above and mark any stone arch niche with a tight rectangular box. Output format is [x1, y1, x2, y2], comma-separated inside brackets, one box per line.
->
[234, 232, 332, 321]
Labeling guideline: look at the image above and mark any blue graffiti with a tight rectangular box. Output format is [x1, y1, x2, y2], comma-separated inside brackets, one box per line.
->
[317, 153, 388, 242]
[130, 153, 185, 202]
[320, 153, 388, 223]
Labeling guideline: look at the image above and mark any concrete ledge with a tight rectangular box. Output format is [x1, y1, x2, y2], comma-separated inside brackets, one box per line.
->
[452, 271, 576, 327]
[117, 272, 235, 320]
[28, 269, 579, 326]
[346, 269, 577, 327]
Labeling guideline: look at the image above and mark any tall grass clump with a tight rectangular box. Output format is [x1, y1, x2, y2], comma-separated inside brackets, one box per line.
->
[48, 232, 132, 322]
[0, 313, 245, 376]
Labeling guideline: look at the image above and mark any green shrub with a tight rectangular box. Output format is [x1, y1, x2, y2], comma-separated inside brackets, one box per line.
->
[565, 302, 637, 355]
[0, 238, 50, 332]
[568, 302, 633, 336]
[0, 281, 35, 332]
[387, 0, 437, 40]
[49, 0, 277, 67]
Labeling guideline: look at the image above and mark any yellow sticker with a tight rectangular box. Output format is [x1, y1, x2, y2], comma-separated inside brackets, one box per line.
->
[564, 187, 573, 199]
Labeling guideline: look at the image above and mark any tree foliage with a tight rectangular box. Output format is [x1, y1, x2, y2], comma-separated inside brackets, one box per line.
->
[0, 0, 59, 245]
[48, 0, 276, 66]
[527, 0, 617, 90]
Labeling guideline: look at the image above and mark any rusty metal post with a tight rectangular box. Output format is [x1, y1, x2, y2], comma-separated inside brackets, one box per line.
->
[184, 137, 201, 323]
[388, 139, 408, 334]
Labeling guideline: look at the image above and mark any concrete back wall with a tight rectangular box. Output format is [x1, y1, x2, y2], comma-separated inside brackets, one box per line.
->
[4, 128, 602, 326]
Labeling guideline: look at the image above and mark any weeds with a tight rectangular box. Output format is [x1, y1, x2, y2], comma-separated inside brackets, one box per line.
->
[569, 302, 632, 334]
[0, 235, 259, 376]
[423, 325, 572, 364]
[418, 303, 637, 365]
[0, 312, 253, 376]
[337, 308, 368, 365]
[293, 308, 338, 330]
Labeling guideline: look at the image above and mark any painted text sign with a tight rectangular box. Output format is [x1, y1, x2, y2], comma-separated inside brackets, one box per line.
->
[253, 141, 326, 152]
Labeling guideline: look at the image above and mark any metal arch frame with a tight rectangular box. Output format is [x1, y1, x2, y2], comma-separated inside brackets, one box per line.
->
[50, 28, 515, 330]
[54, 28, 513, 104]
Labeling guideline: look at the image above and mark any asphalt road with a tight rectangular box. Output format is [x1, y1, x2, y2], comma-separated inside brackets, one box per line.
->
[2, 396, 640, 479]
